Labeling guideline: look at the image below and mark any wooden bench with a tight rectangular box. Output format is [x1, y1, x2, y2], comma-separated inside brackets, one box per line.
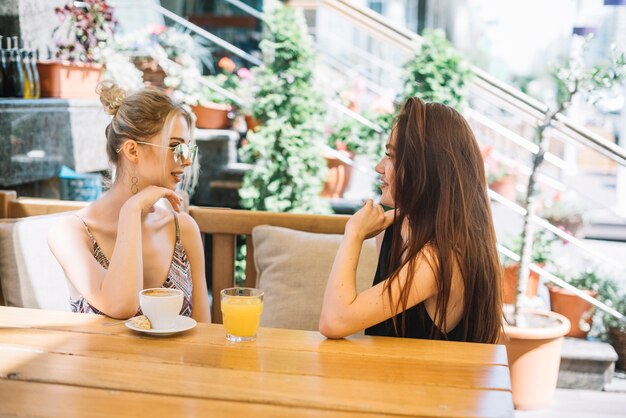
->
[0, 190, 349, 323]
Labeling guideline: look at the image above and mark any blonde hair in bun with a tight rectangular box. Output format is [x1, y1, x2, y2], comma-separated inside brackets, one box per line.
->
[100, 83, 193, 173]
[97, 81, 127, 116]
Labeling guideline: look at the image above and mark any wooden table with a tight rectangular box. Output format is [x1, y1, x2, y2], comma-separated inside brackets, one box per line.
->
[0, 307, 514, 417]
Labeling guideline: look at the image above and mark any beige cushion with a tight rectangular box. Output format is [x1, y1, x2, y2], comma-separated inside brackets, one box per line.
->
[0, 213, 71, 311]
[252, 225, 378, 331]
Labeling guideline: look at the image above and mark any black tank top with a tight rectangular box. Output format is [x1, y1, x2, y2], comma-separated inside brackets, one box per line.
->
[365, 225, 466, 341]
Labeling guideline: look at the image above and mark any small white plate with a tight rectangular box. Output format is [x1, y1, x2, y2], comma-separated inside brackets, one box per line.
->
[125, 315, 196, 336]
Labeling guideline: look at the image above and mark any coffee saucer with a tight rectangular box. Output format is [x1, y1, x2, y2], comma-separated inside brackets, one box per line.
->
[125, 315, 197, 336]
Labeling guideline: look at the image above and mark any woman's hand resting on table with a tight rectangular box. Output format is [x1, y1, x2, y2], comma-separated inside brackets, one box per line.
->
[345, 200, 395, 241]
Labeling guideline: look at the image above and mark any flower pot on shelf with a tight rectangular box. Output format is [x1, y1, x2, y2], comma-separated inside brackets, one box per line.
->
[503, 263, 541, 304]
[191, 103, 232, 129]
[502, 310, 571, 410]
[489, 175, 516, 201]
[37, 60, 102, 99]
[321, 151, 354, 199]
[547, 285, 597, 338]
[546, 214, 586, 238]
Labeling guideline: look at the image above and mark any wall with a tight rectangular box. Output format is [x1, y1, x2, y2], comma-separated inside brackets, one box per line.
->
[0, 99, 110, 197]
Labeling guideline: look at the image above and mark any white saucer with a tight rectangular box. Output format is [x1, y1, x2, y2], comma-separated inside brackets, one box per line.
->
[125, 315, 196, 336]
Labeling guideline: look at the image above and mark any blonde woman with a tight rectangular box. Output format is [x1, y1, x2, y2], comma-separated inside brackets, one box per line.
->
[48, 83, 211, 322]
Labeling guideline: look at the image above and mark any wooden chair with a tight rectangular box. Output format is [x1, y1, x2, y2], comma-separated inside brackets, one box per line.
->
[0, 190, 349, 322]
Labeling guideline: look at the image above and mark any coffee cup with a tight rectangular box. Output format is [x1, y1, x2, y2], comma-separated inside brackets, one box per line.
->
[139, 288, 183, 329]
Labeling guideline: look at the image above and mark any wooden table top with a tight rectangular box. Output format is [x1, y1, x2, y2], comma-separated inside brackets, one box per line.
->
[0, 306, 513, 417]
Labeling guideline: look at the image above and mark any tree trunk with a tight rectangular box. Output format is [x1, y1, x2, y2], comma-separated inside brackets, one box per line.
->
[513, 106, 562, 325]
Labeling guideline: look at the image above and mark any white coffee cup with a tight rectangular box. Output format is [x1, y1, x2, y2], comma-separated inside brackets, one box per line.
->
[139, 288, 184, 329]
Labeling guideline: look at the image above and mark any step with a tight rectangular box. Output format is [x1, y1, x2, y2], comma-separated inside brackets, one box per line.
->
[558, 337, 618, 390]
[585, 222, 626, 242]
[585, 208, 626, 242]
[193, 129, 242, 208]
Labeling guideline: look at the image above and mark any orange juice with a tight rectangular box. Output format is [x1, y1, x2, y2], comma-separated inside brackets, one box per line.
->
[221, 296, 263, 339]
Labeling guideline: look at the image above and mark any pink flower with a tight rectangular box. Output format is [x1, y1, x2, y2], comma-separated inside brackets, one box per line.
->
[479, 144, 493, 159]
[339, 90, 358, 111]
[148, 24, 167, 35]
[218, 57, 236, 73]
[354, 77, 366, 95]
[371, 95, 395, 115]
[335, 141, 349, 152]
[237, 67, 253, 80]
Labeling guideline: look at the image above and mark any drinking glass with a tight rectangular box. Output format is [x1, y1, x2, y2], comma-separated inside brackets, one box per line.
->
[220, 287, 264, 342]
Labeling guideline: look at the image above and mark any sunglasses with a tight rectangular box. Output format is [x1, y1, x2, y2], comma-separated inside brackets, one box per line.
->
[134, 141, 198, 165]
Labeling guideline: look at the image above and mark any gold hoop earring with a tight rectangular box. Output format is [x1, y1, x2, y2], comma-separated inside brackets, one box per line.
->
[130, 169, 139, 195]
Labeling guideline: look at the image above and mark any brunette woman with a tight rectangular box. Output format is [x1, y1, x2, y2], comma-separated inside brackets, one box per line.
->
[320, 97, 502, 343]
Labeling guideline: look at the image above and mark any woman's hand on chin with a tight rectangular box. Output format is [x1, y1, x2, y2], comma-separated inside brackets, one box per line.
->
[345, 200, 395, 241]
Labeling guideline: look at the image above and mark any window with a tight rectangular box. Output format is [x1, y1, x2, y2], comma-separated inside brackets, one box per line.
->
[368, 0, 385, 14]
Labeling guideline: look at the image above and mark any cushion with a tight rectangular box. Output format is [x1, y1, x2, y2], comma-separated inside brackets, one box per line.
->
[0, 213, 71, 311]
[252, 225, 378, 331]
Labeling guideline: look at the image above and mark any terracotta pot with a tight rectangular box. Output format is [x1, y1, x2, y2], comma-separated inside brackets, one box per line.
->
[191, 103, 232, 129]
[244, 114, 260, 132]
[502, 310, 571, 410]
[133, 57, 167, 88]
[321, 152, 354, 199]
[503, 263, 541, 305]
[489, 175, 516, 201]
[609, 327, 626, 370]
[548, 285, 597, 338]
[37, 60, 102, 98]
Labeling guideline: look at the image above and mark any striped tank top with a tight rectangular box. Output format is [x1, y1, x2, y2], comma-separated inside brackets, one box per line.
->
[70, 212, 193, 317]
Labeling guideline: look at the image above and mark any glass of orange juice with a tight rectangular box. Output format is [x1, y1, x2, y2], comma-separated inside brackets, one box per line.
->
[220, 287, 264, 342]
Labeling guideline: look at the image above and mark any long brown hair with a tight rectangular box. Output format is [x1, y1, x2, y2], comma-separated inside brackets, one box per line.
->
[384, 97, 502, 343]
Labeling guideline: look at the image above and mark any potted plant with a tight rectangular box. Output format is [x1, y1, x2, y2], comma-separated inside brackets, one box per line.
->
[110, 25, 214, 91]
[548, 263, 621, 338]
[192, 57, 243, 129]
[238, 3, 330, 214]
[147, 25, 213, 87]
[541, 191, 588, 238]
[188, 79, 234, 129]
[501, 229, 556, 305]
[480, 145, 518, 201]
[488, 169, 517, 201]
[324, 104, 393, 199]
[169, 55, 246, 130]
[234, 66, 257, 132]
[39, 0, 116, 98]
[503, 35, 626, 410]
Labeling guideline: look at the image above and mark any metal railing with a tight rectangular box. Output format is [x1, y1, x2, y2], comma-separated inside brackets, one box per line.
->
[497, 241, 626, 323]
[291, 0, 626, 170]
